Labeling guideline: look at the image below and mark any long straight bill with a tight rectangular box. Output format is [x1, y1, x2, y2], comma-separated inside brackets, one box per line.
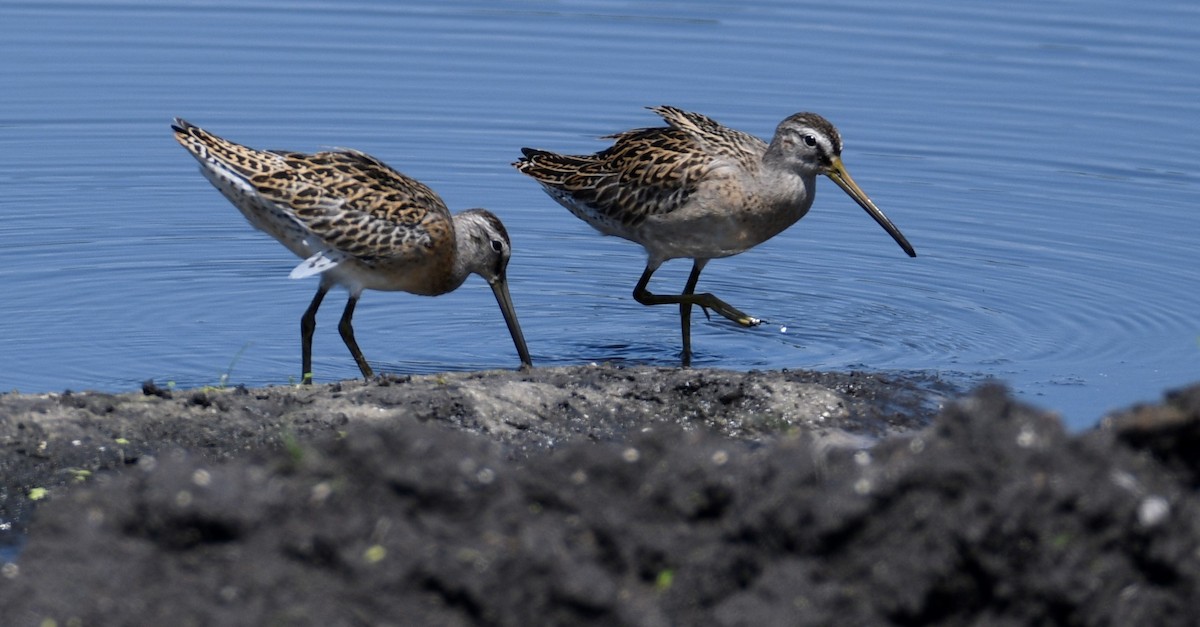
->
[490, 274, 534, 369]
[825, 157, 916, 257]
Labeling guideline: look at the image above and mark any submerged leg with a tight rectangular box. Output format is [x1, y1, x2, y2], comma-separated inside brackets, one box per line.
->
[300, 282, 331, 385]
[678, 260, 707, 367]
[337, 291, 374, 380]
[632, 260, 761, 365]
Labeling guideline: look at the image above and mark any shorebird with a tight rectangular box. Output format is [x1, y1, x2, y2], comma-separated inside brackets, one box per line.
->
[172, 119, 532, 382]
[514, 106, 915, 366]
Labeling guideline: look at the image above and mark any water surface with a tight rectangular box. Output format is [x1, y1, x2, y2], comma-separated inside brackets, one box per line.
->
[1, 0, 1197, 428]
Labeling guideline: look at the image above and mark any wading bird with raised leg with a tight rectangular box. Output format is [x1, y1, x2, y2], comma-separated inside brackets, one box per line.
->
[514, 106, 915, 366]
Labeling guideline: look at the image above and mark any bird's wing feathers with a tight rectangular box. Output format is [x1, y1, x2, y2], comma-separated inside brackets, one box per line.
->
[173, 118, 451, 265]
[514, 107, 766, 229]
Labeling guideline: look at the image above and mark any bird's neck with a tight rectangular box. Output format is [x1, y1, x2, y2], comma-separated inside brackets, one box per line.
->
[756, 161, 816, 213]
[449, 213, 490, 289]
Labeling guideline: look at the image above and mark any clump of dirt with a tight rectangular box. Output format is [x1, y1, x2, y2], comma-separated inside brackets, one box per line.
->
[0, 364, 948, 546]
[4, 366, 1199, 625]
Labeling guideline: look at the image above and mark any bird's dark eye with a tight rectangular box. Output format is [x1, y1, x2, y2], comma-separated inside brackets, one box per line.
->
[491, 239, 504, 253]
[802, 134, 817, 147]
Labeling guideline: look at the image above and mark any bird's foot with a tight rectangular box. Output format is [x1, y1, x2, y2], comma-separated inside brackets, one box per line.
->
[704, 299, 761, 327]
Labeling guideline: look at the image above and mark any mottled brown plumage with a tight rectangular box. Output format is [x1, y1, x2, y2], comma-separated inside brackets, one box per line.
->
[514, 106, 914, 366]
[173, 119, 531, 381]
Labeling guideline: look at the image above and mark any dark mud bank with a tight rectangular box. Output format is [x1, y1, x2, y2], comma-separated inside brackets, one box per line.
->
[2, 365, 1199, 625]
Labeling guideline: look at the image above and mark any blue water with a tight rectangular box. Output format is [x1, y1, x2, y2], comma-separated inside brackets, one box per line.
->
[0, 0, 1196, 429]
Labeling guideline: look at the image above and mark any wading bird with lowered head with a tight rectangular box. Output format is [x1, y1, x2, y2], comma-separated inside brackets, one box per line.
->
[173, 119, 533, 382]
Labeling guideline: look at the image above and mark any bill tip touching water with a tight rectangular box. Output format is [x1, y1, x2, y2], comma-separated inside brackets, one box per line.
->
[171, 118, 532, 382]
[514, 105, 915, 366]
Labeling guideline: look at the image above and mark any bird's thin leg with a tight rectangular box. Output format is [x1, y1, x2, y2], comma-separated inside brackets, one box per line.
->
[678, 260, 706, 367]
[335, 292, 374, 380]
[632, 263, 760, 327]
[300, 283, 331, 385]
[633, 261, 761, 367]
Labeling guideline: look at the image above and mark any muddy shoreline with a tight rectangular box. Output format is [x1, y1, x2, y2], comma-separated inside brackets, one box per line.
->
[2, 365, 1199, 625]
